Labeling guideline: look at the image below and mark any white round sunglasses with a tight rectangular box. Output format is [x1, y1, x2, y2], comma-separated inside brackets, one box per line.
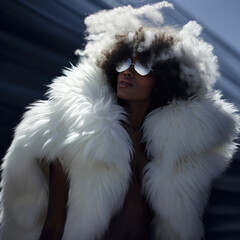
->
[116, 58, 153, 76]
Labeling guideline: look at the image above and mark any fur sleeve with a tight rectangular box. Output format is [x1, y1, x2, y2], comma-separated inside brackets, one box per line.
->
[142, 91, 239, 240]
[0, 100, 56, 240]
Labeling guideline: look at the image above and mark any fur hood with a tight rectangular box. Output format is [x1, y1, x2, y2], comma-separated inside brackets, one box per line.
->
[1, 2, 239, 240]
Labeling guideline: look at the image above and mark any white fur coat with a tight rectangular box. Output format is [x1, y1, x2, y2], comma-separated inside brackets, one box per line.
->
[1, 59, 239, 240]
[1, 2, 240, 240]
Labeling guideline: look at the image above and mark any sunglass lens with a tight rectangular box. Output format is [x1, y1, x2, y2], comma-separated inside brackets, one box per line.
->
[134, 61, 151, 76]
[116, 58, 132, 73]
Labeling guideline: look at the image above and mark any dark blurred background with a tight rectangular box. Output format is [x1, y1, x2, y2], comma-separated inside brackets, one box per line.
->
[0, 0, 239, 239]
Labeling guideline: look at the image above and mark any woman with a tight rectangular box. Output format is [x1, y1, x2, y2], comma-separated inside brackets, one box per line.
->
[40, 56, 158, 240]
[1, 2, 239, 240]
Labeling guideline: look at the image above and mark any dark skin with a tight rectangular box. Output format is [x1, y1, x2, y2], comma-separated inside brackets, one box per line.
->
[39, 160, 68, 240]
[101, 122, 153, 240]
[40, 59, 155, 239]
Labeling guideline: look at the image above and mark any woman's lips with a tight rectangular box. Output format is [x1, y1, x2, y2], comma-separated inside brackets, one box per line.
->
[118, 77, 134, 88]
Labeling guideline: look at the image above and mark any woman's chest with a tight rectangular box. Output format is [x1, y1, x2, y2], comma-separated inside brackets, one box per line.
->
[101, 125, 153, 240]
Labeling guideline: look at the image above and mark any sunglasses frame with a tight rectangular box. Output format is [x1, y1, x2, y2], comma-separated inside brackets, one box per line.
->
[116, 58, 153, 76]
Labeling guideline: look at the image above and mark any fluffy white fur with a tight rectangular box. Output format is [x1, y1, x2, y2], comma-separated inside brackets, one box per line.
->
[142, 93, 239, 239]
[1, 2, 239, 240]
[77, 2, 173, 61]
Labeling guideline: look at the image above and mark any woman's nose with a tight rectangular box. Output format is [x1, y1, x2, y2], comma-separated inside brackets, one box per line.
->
[123, 66, 134, 77]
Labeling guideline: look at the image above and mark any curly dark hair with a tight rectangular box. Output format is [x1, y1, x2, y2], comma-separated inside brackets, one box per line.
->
[97, 28, 191, 111]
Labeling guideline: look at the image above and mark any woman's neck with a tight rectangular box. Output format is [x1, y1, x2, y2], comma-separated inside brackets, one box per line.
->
[125, 100, 151, 130]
